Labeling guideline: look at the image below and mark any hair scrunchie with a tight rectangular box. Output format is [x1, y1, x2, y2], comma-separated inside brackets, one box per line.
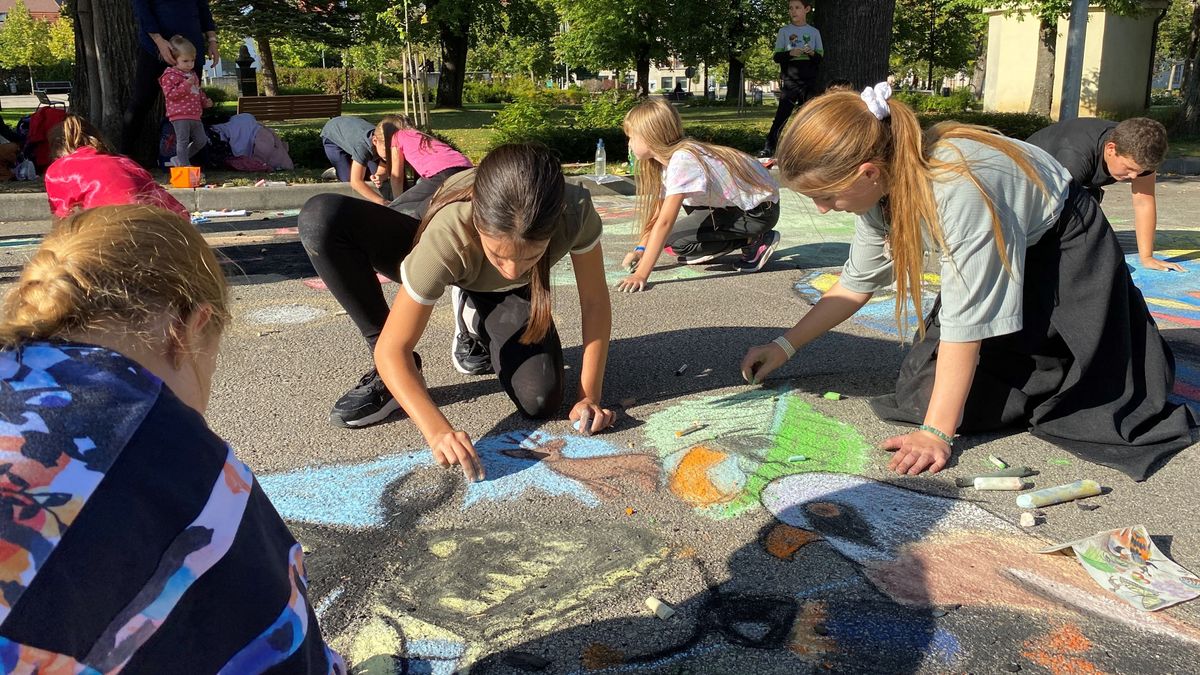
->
[860, 81, 893, 120]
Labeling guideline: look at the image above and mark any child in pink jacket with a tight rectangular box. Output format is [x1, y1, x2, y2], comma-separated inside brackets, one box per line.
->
[44, 115, 190, 219]
[158, 35, 212, 167]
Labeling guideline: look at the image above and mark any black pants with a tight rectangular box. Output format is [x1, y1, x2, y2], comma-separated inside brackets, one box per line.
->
[666, 201, 780, 257]
[870, 186, 1196, 480]
[763, 83, 815, 155]
[121, 48, 203, 156]
[298, 193, 563, 418]
[388, 166, 469, 220]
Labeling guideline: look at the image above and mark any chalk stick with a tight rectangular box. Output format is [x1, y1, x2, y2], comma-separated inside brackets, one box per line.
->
[675, 422, 705, 437]
[787, 455, 808, 462]
[645, 596, 675, 620]
[988, 455, 1007, 469]
[1019, 512, 1036, 527]
[675, 364, 689, 376]
[954, 467, 1036, 487]
[973, 476, 1028, 491]
[1016, 480, 1101, 509]
[822, 391, 843, 400]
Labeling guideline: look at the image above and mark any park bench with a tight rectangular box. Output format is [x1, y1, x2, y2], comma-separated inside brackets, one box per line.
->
[236, 94, 342, 122]
[33, 81, 71, 108]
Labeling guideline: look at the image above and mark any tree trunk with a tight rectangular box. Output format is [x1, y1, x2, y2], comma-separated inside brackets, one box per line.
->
[1177, 0, 1200, 134]
[1029, 19, 1057, 116]
[70, 0, 157, 161]
[727, 55, 745, 103]
[635, 46, 650, 97]
[256, 36, 278, 96]
[815, 0, 897, 90]
[436, 16, 469, 108]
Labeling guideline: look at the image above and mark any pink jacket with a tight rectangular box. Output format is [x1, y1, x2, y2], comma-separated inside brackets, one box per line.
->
[159, 68, 210, 121]
[45, 147, 190, 220]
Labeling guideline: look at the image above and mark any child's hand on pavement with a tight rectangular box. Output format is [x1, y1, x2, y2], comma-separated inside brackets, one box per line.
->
[616, 274, 649, 293]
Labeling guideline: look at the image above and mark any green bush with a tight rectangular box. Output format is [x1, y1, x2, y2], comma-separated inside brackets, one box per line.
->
[266, 68, 403, 100]
[573, 90, 639, 129]
[203, 87, 231, 103]
[893, 88, 976, 113]
[686, 124, 766, 154]
[918, 111, 1051, 139]
[490, 96, 558, 145]
[276, 127, 325, 168]
[463, 78, 541, 104]
[1151, 90, 1182, 106]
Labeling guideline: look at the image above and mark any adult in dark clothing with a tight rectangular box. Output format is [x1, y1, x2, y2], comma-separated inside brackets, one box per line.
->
[122, 0, 220, 155]
[1027, 117, 1180, 272]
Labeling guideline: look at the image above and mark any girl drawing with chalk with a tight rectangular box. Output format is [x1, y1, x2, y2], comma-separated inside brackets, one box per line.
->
[298, 144, 616, 482]
[373, 114, 473, 220]
[741, 82, 1195, 480]
[617, 98, 782, 292]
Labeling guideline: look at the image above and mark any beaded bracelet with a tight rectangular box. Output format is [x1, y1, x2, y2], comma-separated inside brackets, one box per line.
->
[918, 424, 954, 447]
[772, 335, 796, 360]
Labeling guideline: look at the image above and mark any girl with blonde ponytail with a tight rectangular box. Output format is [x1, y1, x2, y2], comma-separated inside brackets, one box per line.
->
[0, 205, 344, 671]
[618, 98, 782, 292]
[43, 115, 189, 220]
[742, 82, 1196, 480]
[299, 144, 615, 481]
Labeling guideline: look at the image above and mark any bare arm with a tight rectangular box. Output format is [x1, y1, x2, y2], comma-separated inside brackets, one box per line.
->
[740, 279, 873, 383]
[388, 146, 407, 197]
[1131, 174, 1181, 272]
[569, 243, 615, 433]
[617, 193, 685, 292]
[375, 292, 483, 480]
[349, 159, 388, 205]
[882, 339, 979, 475]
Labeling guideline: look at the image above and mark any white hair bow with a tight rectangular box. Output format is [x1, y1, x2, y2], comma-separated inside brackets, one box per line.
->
[860, 81, 893, 120]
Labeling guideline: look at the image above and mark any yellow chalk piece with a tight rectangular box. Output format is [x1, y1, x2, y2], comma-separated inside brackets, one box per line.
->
[973, 476, 1027, 490]
[675, 422, 706, 437]
[645, 596, 676, 620]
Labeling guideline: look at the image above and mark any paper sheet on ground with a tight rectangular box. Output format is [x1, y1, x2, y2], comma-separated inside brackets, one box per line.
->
[1039, 524, 1200, 611]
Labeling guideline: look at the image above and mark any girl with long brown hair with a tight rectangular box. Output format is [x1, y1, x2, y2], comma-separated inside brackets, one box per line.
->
[618, 98, 782, 292]
[373, 114, 473, 219]
[298, 144, 615, 481]
[741, 82, 1195, 479]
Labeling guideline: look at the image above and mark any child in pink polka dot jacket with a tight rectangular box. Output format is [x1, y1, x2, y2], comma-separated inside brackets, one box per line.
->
[158, 35, 212, 167]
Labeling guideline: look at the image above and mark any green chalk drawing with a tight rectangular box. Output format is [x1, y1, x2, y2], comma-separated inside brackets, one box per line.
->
[643, 388, 870, 520]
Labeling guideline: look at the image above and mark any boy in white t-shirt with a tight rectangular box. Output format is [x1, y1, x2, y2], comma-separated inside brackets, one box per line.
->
[761, 0, 823, 158]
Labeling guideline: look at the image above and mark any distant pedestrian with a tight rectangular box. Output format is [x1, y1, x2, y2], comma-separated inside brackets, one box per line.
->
[159, 35, 213, 166]
[760, 0, 823, 159]
[123, 0, 220, 156]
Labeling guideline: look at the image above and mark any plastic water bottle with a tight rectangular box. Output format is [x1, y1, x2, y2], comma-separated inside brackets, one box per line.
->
[594, 139, 607, 177]
[627, 146, 637, 176]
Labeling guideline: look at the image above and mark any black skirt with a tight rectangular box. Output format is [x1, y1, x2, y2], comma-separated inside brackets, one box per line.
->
[870, 185, 1197, 480]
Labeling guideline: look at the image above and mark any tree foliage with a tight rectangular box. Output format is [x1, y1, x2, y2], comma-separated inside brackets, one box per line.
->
[1158, 0, 1196, 62]
[891, 0, 984, 78]
[553, 0, 670, 94]
[0, 1, 56, 78]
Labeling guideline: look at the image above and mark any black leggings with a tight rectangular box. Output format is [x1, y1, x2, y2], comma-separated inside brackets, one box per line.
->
[388, 166, 469, 220]
[763, 83, 815, 155]
[666, 201, 780, 257]
[297, 193, 564, 418]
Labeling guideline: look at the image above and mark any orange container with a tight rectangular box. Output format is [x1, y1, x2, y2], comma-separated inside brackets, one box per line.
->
[169, 166, 203, 189]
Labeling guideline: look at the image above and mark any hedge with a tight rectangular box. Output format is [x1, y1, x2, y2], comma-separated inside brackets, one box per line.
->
[264, 68, 411, 101]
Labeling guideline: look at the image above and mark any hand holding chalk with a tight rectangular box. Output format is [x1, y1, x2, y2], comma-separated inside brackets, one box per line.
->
[570, 399, 615, 435]
[740, 342, 787, 385]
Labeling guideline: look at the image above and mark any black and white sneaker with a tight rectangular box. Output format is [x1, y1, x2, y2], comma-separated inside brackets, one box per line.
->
[733, 230, 781, 272]
[679, 243, 742, 265]
[451, 287, 494, 375]
[329, 353, 422, 428]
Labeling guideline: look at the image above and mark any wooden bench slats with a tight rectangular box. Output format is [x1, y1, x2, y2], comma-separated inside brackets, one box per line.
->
[237, 94, 342, 121]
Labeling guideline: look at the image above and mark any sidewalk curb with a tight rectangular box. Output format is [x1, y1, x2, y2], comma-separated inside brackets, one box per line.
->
[1161, 158, 1200, 176]
[0, 181, 356, 224]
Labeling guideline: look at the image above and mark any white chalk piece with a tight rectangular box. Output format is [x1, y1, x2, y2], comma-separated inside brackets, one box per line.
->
[787, 455, 808, 462]
[973, 476, 1028, 491]
[1019, 512, 1036, 527]
[675, 422, 705, 438]
[675, 364, 689, 376]
[645, 596, 675, 620]
[988, 455, 1007, 469]
[1016, 480, 1102, 509]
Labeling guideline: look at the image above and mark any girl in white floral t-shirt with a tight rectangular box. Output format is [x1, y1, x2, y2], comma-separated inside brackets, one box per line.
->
[618, 98, 781, 292]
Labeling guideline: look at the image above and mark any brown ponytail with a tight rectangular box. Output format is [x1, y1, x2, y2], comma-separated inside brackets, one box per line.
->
[0, 205, 230, 349]
[775, 91, 1048, 339]
[48, 115, 111, 160]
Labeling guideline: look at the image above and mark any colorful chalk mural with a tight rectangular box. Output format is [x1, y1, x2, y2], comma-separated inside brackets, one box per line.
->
[643, 388, 870, 519]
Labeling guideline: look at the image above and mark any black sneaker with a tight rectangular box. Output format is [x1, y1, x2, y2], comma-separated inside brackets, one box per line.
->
[329, 353, 421, 428]
[452, 333, 493, 375]
[679, 243, 741, 265]
[757, 148, 773, 159]
[733, 230, 781, 272]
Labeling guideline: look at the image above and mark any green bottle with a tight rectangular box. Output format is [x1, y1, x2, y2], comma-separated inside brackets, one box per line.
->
[627, 146, 637, 176]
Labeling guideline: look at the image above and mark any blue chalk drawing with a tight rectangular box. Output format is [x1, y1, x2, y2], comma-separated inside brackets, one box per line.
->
[258, 431, 642, 528]
[400, 639, 466, 675]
